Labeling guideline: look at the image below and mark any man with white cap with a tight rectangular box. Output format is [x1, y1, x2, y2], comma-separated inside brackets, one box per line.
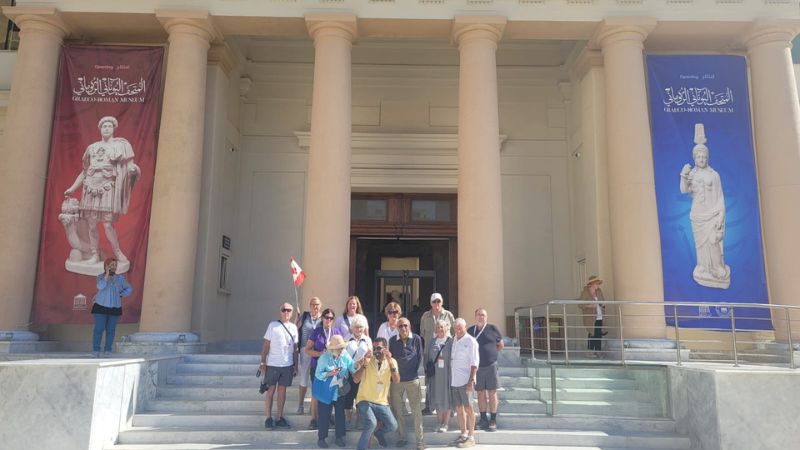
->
[419, 292, 454, 415]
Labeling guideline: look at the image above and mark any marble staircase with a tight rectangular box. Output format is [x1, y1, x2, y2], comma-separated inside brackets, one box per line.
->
[107, 354, 692, 450]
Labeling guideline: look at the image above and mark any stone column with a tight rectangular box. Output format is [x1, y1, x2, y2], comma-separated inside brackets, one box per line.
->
[453, 16, 507, 334]
[132, 11, 219, 348]
[594, 18, 667, 340]
[0, 7, 68, 341]
[744, 22, 800, 342]
[301, 14, 357, 311]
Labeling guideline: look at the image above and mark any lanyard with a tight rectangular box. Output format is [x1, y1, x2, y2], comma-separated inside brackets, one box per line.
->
[324, 327, 332, 343]
[471, 324, 486, 340]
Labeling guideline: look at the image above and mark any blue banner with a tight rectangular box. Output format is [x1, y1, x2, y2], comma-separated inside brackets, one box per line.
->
[646, 55, 771, 331]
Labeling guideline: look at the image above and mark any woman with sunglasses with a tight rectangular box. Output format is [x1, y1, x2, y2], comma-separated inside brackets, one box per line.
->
[306, 307, 343, 430]
[314, 335, 356, 448]
[376, 301, 402, 342]
[334, 295, 369, 340]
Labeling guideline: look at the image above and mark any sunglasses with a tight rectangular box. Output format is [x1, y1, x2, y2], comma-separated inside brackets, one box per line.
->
[387, 311, 399, 315]
[281, 308, 293, 313]
[323, 315, 335, 320]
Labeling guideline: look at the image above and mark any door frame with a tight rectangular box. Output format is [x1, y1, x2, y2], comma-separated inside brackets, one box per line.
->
[349, 193, 458, 317]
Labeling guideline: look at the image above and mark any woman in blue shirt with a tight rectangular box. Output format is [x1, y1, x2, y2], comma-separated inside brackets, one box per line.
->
[91, 258, 132, 357]
[314, 335, 355, 448]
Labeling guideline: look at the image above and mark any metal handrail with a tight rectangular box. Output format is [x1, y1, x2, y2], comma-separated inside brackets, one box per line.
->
[513, 299, 799, 369]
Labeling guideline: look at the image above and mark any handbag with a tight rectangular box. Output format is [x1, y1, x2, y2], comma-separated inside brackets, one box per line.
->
[338, 373, 352, 397]
[425, 338, 449, 377]
[312, 375, 337, 405]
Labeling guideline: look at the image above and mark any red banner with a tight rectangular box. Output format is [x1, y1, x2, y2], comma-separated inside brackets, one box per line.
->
[31, 45, 164, 325]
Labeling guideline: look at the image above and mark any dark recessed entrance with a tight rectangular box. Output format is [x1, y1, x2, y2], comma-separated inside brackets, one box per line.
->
[349, 194, 457, 337]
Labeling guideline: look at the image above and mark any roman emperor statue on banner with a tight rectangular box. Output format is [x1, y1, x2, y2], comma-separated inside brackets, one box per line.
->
[61, 116, 140, 275]
[679, 123, 730, 289]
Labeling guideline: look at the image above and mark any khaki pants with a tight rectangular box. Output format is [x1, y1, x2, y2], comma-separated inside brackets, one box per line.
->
[389, 379, 423, 445]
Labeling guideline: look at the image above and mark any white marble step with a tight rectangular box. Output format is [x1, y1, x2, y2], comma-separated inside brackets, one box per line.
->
[114, 427, 690, 449]
[145, 398, 550, 414]
[527, 377, 639, 389]
[109, 445, 688, 450]
[130, 412, 679, 433]
[156, 384, 546, 401]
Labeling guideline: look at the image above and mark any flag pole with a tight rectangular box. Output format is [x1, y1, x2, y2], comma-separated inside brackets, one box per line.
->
[293, 283, 300, 317]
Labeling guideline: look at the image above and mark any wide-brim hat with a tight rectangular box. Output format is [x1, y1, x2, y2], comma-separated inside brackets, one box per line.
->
[327, 335, 347, 350]
[587, 275, 603, 286]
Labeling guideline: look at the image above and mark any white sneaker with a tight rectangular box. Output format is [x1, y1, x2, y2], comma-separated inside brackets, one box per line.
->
[437, 425, 447, 433]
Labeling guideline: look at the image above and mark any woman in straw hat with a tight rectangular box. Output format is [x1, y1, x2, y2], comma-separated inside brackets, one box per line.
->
[314, 335, 356, 448]
[579, 276, 606, 357]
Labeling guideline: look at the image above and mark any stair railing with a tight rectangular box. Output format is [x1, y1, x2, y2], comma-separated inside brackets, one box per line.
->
[514, 300, 799, 369]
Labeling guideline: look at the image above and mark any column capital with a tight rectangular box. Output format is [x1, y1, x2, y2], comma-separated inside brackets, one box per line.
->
[590, 17, 657, 51]
[2, 6, 69, 39]
[156, 10, 222, 44]
[571, 47, 604, 80]
[305, 13, 358, 43]
[452, 16, 506, 48]
[741, 19, 800, 51]
[208, 42, 238, 77]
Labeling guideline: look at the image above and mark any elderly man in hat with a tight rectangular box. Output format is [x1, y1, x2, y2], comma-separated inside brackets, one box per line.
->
[579, 276, 606, 357]
[419, 292, 454, 415]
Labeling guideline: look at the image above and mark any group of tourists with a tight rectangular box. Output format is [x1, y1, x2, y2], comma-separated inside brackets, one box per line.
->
[258, 294, 504, 450]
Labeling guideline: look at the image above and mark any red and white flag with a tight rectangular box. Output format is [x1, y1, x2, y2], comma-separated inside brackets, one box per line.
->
[290, 257, 306, 287]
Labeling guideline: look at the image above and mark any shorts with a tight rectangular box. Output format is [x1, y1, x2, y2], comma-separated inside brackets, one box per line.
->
[265, 365, 293, 387]
[475, 363, 499, 391]
[298, 351, 312, 388]
[450, 384, 473, 408]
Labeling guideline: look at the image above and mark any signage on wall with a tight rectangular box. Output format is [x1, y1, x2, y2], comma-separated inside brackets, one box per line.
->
[30, 45, 164, 325]
[646, 55, 771, 331]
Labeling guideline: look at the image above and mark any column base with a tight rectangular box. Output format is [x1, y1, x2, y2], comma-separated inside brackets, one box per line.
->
[605, 339, 690, 362]
[0, 331, 60, 353]
[117, 332, 206, 356]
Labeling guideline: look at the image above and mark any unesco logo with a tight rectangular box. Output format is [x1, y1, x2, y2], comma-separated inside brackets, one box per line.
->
[73, 293, 87, 311]
[714, 306, 732, 318]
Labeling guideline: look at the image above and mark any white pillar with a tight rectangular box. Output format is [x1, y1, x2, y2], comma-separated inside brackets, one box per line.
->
[0, 7, 67, 339]
[744, 22, 800, 341]
[137, 11, 218, 338]
[595, 18, 666, 339]
[453, 16, 507, 333]
[301, 14, 357, 312]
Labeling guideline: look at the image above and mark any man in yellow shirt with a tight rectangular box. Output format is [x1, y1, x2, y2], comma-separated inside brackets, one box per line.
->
[353, 337, 400, 450]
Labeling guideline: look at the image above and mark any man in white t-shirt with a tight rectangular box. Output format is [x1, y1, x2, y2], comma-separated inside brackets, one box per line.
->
[449, 318, 479, 448]
[260, 302, 299, 430]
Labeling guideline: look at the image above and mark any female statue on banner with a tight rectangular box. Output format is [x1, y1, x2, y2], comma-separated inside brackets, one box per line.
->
[679, 123, 730, 289]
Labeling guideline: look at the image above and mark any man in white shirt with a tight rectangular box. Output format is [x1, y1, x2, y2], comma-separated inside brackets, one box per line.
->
[449, 318, 479, 448]
[259, 302, 299, 430]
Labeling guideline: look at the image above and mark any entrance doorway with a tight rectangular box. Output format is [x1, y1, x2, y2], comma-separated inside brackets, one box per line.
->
[349, 194, 457, 337]
[353, 239, 451, 336]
